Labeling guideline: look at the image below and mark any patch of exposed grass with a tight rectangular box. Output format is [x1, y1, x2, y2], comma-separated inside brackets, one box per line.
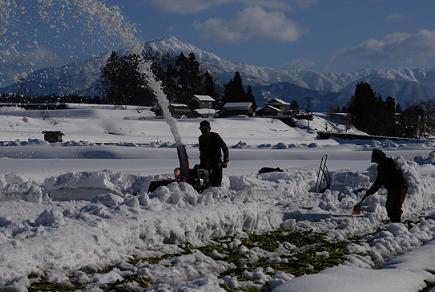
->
[128, 252, 185, 266]
[29, 280, 83, 292]
[209, 229, 348, 290]
[28, 229, 350, 291]
[245, 229, 325, 251]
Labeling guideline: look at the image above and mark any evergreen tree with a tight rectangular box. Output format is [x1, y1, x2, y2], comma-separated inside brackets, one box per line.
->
[223, 72, 247, 103]
[246, 85, 256, 110]
[101, 52, 155, 106]
[348, 82, 402, 136]
[400, 104, 424, 138]
[348, 82, 379, 134]
[420, 99, 435, 135]
[202, 71, 218, 101]
[383, 96, 399, 136]
[172, 53, 202, 105]
[101, 51, 122, 105]
[290, 100, 300, 113]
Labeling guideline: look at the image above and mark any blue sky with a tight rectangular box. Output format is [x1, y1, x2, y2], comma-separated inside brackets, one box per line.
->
[1, 0, 435, 85]
[109, 0, 435, 71]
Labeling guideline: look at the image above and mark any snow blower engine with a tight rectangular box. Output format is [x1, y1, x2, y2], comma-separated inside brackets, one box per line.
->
[147, 144, 210, 193]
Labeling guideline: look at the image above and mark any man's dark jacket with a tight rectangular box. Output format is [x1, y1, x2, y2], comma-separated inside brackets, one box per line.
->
[199, 132, 229, 168]
[367, 157, 408, 194]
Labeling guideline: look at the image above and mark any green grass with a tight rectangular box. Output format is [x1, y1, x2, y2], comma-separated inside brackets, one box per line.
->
[28, 229, 351, 291]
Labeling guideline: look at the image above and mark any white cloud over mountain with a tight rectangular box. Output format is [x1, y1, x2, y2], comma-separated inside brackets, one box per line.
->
[146, 0, 291, 14]
[385, 13, 405, 21]
[194, 6, 304, 43]
[0, 46, 62, 85]
[147, 0, 230, 14]
[340, 29, 435, 67]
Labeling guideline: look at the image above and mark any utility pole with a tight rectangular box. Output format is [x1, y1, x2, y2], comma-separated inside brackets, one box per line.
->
[306, 96, 312, 133]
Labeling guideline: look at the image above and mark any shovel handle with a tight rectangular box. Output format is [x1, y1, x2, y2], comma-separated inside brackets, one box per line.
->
[357, 192, 370, 206]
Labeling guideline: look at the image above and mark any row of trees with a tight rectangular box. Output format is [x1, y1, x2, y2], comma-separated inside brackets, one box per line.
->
[79, 51, 435, 138]
[348, 82, 434, 138]
[101, 52, 155, 106]
[222, 72, 256, 109]
[100, 50, 257, 109]
[151, 51, 219, 107]
[0, 93, 106, 104]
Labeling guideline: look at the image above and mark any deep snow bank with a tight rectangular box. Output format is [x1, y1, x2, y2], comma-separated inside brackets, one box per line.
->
[0, 159, 434, 289]
[274, 237, 435, 292]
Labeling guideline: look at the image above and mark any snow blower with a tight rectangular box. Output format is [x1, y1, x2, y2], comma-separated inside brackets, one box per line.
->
[352, 188, 368, 216]
[147, 144, 210, 193]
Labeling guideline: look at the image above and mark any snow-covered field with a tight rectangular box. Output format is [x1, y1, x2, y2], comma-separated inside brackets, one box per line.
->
[0, 105, 434, 291]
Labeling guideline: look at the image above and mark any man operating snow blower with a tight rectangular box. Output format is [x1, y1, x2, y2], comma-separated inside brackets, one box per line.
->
[147, 121, 228, 193]
[198, 120, 229, 187]
[353, 149, 408, 223]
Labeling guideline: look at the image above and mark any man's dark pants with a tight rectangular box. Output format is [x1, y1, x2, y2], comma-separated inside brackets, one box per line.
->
[208, 162, 223, 187]
[386, 186, 407, 223]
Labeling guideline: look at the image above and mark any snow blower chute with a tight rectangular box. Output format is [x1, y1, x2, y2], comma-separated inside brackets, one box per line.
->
[147, 144, 210, 193]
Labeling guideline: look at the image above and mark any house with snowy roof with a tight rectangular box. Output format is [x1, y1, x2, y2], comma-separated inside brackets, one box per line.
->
[266, 98, 290, 112]
[169, 103, 200, 118]
[192, 95, 215, 109]
[216, 102, 254, 117]
[255, 105, 282, 117]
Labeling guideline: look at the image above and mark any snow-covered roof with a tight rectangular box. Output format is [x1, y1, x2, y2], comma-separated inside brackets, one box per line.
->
[269, 98, 289, 105]
[195, 108, 217, 115]
[223, 102, 253, 109]
[193, 95, 215, 102]
[170, 103, 189, 108]
[256, 105, 282, 112]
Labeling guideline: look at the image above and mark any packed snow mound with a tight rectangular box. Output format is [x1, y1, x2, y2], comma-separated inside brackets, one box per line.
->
[44, 171, 123, 200]
[150, 182, 201, 207]
[44, 171, 120, 190]
[414, 150, 435, 165]
[395, 157, 435, 218]
[0, 174, 44, 202]
[43, 170, 174, 201]
[34, 209, 65, 227]
[230, 170, 316, 194]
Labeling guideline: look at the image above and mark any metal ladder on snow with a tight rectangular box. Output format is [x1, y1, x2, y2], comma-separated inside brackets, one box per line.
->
[314, 155, 331, 193]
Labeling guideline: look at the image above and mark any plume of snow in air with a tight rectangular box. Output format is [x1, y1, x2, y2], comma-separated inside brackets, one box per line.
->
[0, 0, 17, 35]
[4, 0, 183, 145]
[139, 61, 183, 144]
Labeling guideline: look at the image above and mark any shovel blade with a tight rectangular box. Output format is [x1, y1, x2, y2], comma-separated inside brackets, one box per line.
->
[352, 205, 362, 216]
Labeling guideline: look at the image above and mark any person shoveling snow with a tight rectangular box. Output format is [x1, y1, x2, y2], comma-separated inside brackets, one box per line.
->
[353, 149, 408, 223]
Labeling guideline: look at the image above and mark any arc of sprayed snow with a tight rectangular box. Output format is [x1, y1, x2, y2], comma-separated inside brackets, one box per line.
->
[34, 0, 183, 145]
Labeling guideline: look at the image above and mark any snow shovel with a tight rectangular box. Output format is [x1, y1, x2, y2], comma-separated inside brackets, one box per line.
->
[352, 188, 368, 216]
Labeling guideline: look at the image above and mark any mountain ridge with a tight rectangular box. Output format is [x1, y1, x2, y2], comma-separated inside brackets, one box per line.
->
[1, 36, 433, 110]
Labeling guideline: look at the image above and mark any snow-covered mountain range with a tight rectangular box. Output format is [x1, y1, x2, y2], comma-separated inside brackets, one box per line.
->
[1, 36, 434, 110]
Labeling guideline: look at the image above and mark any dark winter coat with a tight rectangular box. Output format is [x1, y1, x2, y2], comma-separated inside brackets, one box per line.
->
[367, 157, 408, 194]
[199, 132, 229, 168]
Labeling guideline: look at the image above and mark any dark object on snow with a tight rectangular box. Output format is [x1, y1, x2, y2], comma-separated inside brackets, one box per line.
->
[371, 148, 386, 162]
[42, 131, 64, 143]
[148, 179, 174, 193]
[258, 167, 283, 174]
[366, 149, 408, 223]
[314, 155, 331, 193]
[147, 144, 211, 193]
